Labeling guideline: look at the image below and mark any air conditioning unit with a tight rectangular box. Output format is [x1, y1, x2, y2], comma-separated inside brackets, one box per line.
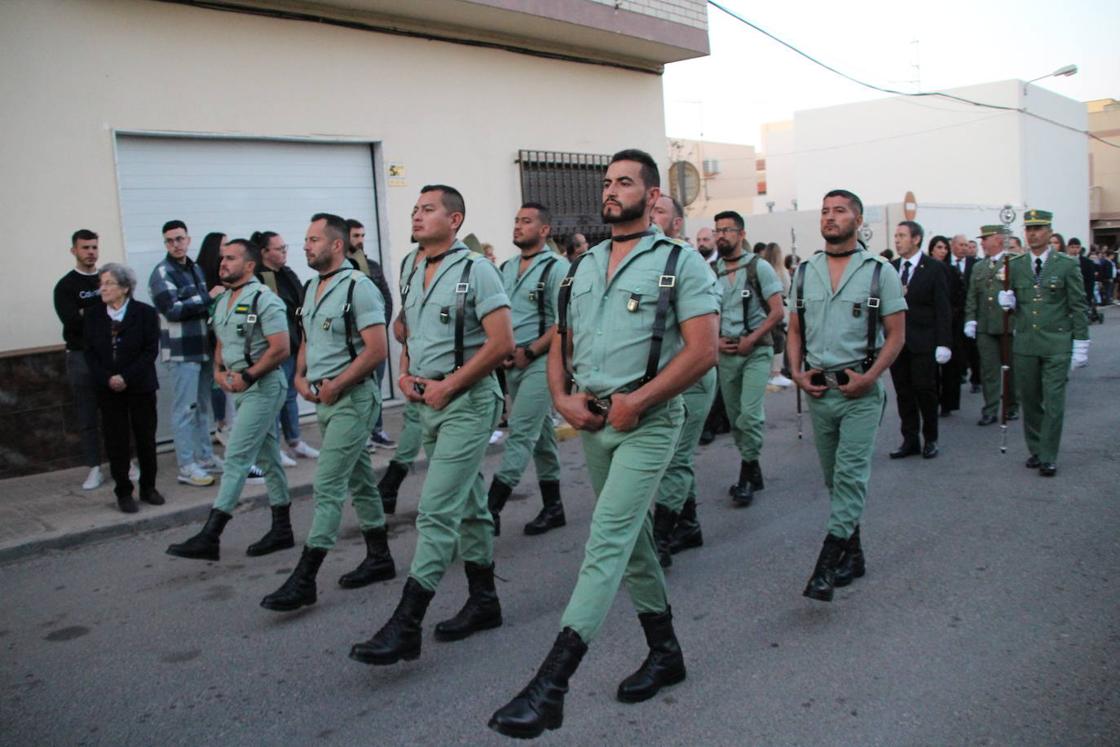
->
[702, 158, 720, 177]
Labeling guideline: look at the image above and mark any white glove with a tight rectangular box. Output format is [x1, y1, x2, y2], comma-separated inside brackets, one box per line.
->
[1071, 339, 1090, 368]
[935, 346, 952, 365]
[997, 290, 1016, 311]
[963, 321, 977, 339]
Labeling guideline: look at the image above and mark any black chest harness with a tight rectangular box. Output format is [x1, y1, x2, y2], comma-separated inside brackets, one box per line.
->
[557, 242, 683, 393]
[297, 271, 362, 362]
[403, 249, 476, 372]
[795, 256, 884, 371]
[502, 255, 558, 339]
[718, 253, 773, 347]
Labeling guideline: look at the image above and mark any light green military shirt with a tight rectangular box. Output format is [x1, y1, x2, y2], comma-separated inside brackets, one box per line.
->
[403, 241, 510, 378]
[564, 233, 720, 396]
[500, 250, 570, 347]
[715, 253, 784, 338]
[212, 279, 288, 373]
[789, 249, 907, 371]
[300, 267, 385, 381]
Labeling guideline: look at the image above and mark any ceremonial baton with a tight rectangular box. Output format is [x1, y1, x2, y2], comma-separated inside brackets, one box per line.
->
[998, 205, 1016, 454]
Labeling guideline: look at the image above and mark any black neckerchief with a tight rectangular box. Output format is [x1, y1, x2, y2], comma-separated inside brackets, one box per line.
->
[518, 249, 546, 261]
[720, 253, 747, 264]
[225, 279, 253, 292]
[425, 246, 465, 265]
[824, 247, 860, 258]
[316, 266, 349, 283]
[611, 229, 654, 244]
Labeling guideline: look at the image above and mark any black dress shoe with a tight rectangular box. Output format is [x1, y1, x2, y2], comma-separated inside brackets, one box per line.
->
[1025, 454, 1041, 469]
[698, 429, 714, 446]
[977, 414, 998, 426]
[889, 442, 921, 459]
[140, 489, 165, 505]
[922, 441, 938, 459]
[1039, 463, 1057, 476]
[117, 495, 139, 514]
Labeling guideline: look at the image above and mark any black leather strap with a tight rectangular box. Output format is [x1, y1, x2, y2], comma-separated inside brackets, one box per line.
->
[795, 262, 808, 370]
[863, 261, 883, 369]
[295, 279, 313, 340]
[536, 258, 557, 339]
[242, 290, 260, 369]
[640, 244, 683, 386]
[343, 278, 359, 362]
[557, 253, 588, 393]
[453, 259, 475, 371]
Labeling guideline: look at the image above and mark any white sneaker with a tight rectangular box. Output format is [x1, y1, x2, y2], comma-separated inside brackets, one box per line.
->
[128, 461, 140, 481]
[198, 455, 224, 474]
[279, 451, 298, 468]
[769, 374, 793, 388]
[81, 466, 103, 490]
[365, 436, 377, 452]
[290, 440, 319, 459]
[489, 430, 504, 445]
[177, 464, 215, 487]
[246, 465, 266, 485]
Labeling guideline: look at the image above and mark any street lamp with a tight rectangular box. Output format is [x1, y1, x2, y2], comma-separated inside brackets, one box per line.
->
[1024, 64, 1078, 92]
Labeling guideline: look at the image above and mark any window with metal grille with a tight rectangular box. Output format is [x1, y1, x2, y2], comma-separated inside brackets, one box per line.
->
[518, 150, 610, 249]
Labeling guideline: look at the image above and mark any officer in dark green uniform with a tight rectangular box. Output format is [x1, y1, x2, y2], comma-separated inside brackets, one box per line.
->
[964, 225, 1020, 425]
[487, 202, 570, 536]
[788, 189, 907, 603]
[260, 213, 393, 612]
[489, 149, 719, 739]
[997, 209, 1090, 476]
[166, 238, 292, 561]
[350, 185, 514, 666]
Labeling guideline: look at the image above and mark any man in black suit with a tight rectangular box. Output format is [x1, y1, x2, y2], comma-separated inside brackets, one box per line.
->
[949, 235, 980, 393]
[889, 221, 952, 459]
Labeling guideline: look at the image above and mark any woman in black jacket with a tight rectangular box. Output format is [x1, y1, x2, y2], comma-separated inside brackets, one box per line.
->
[84, 263, 162, 513]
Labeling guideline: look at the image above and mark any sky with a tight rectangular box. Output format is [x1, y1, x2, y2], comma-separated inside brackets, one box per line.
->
[663, 0, 1120, 148]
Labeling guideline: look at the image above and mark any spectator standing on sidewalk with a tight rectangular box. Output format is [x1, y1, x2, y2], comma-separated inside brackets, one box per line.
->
[53, 229, 105, 490]
[196, 232, 230, 443]
[84, 263, 161, 513]
[148, 220, 219, 487]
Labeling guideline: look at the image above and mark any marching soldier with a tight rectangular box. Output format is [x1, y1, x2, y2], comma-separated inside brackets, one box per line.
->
[350, 185, 514, 664]
[259, 213, 394, 611]
[965, 225, 1020, 426]
[713, 210, 784, 507]
[488, 149, 719, 738]
[648, 194, 717, 567]
[997, 209, 1090, 476]
[166, 238, 293, 561]
[787, 190, 906, 603]
[487, 202, 570, 537]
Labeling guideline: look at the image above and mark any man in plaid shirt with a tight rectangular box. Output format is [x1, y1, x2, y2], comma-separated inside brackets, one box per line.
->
[148, 220, 219, 487]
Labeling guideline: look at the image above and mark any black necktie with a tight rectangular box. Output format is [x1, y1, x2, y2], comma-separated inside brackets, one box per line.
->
[1034, 257, 1043, 282]
[900, 260, 911, 286]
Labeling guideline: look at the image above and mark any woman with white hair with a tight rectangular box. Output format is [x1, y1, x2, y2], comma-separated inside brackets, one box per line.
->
[83, 262, 162, 513]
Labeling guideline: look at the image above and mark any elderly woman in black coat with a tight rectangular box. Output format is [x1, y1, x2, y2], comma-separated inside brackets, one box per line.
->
[84, 263, 162, 513]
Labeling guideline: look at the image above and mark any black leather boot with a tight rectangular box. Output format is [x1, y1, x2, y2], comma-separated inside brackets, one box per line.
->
[260, 546, 326, 611]
[246, 504, 295, 557]
[488, 478, 514, 537]
[524, 480, 565, 536]
[652, 504, 678, 568]
[616, 607, 687, 703]
[378, 461, 409, 514]
[745, 459, 764, 491]
[434, 561, 503, 641]
[488, 628, 588, 739]
[802, 534, 847, 602]
[833, 526, 866, 588]
[166, 508, 231, 561]
[338, 526, 396, 588]
[669, 497, 703, 554]
[349, 577, 435, 665]
[729, 461, 754, 507]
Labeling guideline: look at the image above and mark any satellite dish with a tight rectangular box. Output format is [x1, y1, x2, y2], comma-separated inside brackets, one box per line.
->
[668, 161, 701, 207]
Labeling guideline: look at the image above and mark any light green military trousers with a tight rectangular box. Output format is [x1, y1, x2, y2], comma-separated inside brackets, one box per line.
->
[806, 381, 886, 539]
[977, 332, 1017, 419]
[306, 378, 385, 549]
[559, 397, 683, 642]
[495, 357, 561, 488]
[388, 400, 422, 468]
[656, 368, 716, 512]
[213, 369, 289, 513]
[408, 377, 502, 591]
[718, 346, 774, 461]
[1014, 352, 1070, 463]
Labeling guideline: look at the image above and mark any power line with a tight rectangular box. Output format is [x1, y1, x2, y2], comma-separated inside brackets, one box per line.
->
[707, 0, 1120, 150]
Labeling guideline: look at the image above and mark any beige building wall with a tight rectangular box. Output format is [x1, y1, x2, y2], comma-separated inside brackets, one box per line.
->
[1088, 99, 1120, 223]
[0, 0, 670, 354]
[666, 138, 757, 237]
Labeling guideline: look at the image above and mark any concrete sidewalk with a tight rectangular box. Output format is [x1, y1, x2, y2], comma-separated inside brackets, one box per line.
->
[0, 402, 567, 564]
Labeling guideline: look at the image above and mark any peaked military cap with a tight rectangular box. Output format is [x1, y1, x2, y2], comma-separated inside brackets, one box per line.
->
[1023, 209, 1053, 226]
[977, 225, 1010, 238]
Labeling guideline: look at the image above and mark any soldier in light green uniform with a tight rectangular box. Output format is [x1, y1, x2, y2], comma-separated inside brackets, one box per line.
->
[377, 244, 428, 514]
[788, 190, 906, 604]
[997, 209, 1090, 476]
[260, 213, 393, 612]
[712, 210, 785, 509]
[490, 150, 719, 740]
[487, 202, 570, 536]
[350, 184, 514, 666]
[964, 225, 1021, 426]
[648, 194, 717, 568]
[166, 238, 293, 562]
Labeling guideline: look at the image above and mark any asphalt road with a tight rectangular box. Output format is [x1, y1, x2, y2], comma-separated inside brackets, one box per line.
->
[3, 320, 1118, 746]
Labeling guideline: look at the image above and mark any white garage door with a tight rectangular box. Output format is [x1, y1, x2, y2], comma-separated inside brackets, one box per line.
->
[115, 134, 388, 444]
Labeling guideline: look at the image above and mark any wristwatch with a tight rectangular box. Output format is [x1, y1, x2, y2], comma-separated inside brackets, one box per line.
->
[522, 346, 537, 361]
[240, 369, 257, 386]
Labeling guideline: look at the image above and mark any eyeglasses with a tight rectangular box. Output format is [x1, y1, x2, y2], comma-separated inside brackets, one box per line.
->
[164, 236, 189, 245]
[714, 227, 742, 235]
